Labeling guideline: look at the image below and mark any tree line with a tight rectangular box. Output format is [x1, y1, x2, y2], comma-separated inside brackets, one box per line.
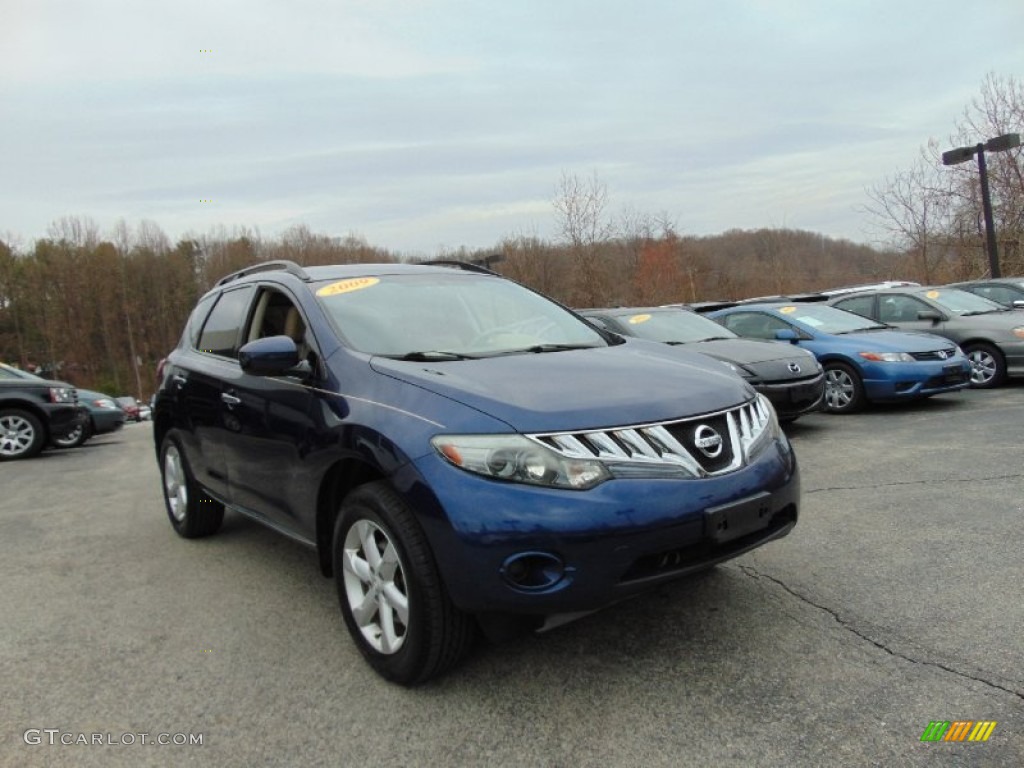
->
[0, 216, 893, 398]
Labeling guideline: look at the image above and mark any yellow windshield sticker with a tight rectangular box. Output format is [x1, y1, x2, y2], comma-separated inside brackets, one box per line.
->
[926, 290, 940, 299]
[780, 306, 796, 314]
[316, 277, 380, 297]
[628, 313, 652, 324]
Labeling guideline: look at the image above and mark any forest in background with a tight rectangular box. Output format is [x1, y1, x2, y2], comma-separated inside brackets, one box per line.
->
[0, 74, 1020, 398]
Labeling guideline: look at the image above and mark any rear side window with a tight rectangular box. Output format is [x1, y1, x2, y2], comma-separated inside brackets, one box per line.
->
[833, 295, 874, 319]
[197, 286, 255, 358]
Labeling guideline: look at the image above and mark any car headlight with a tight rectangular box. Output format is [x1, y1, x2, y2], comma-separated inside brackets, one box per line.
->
[858, 351, 914, 363]
[94, 398, 118, 409]
[48, 387, 74, 403]
[432, 434, 611, 490]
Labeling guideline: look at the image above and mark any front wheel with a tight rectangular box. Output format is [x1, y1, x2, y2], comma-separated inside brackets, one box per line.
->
[0, 409, 46, 461]
[963, 343, 1005, 388]
[160, 433, 224, 538]
[53, 421, 91, 449]
[823, 362, 865, 414]
[333, 482, 476, 685]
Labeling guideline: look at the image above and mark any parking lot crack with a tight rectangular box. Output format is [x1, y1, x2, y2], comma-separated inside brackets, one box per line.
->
[805, 471, 1024, 494]
[736, 564, 1024, 702]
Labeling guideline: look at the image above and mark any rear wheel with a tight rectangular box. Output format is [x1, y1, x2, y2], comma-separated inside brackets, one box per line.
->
[963, 342, 1005, 388]
[160, 433, 224, 538]
[333, 482, 476, 685]
[0, 409, 45, 461]
[823, 362, 865, 414]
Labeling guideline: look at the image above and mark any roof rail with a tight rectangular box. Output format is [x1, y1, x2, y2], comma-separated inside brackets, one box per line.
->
[215, 260, 311, 287]
[423, 259, 500, 276]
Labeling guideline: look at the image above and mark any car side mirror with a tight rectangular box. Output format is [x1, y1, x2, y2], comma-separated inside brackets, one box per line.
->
[916, 310, 942, 322]
[239, 335, 301, 376]
[774, 329, 799, 343]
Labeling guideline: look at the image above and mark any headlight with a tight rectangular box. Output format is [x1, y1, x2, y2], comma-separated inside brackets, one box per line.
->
[48, 387, 74, 403]
[94, 398, 118, 409]
[432, 434, 611, 490]
[858, 351, 914, 363]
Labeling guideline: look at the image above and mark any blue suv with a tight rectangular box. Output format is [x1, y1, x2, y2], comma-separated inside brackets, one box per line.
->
[153, 261, 799, 684]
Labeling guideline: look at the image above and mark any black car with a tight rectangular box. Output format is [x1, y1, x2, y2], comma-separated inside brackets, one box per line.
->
[581, 307, 824, 421]
[154, 260, 799, 684]
[0, 374, 87, 460]
[944, 277, 1024, 309]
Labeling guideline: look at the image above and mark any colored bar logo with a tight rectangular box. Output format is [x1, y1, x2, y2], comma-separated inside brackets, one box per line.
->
[920, 721, 997, 742]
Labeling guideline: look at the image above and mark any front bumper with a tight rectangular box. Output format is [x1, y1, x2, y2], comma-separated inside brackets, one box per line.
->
[400, 436, 799, 615]
[755, 373, 824, 419]
[862, 359, 971, 401]
[46, 405, 88, 441]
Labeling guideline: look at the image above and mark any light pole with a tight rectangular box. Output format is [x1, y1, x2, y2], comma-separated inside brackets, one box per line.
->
[941, 132, 1020, 278]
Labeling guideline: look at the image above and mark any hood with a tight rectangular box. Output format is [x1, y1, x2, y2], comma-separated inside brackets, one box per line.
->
[686, 338, 817, 369]
[687, 339, 819, 382]
[369, 340, 755, 433]
[839, 330, 958, 352]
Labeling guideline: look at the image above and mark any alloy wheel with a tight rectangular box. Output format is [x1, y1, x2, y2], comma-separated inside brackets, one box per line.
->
[342, 519, 410, 654]
[162, 444, 189, 523]
[0, 414, 36, 458]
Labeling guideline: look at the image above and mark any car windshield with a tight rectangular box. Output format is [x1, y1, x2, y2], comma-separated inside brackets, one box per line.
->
[315, 273, 608, 358]
[779, 304, 887, 334]
[608, 309, 738, 343]
[915, 288, 1006, 315]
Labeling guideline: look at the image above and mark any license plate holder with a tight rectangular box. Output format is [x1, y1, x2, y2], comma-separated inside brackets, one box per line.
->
[705, 492, 773, 544]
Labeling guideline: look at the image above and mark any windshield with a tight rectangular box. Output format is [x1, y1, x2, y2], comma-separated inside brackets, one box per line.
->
[608, 309, 738, 343]
[315, 273, 608, 357]
[779, 304, 886, 334]
[916, 288, 1006, 314]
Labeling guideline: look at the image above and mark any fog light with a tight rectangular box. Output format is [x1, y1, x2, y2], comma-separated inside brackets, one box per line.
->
[500, 552, 566, 591]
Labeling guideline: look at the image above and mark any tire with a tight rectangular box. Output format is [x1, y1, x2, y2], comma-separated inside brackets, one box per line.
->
[52, 420, 92, 449]
[160, 433, 224, 538]
[333, 481, 476, 685]
[823, 362, 865, 414]
[0, 409, 46, 461]
[963, 342, 1005, 388]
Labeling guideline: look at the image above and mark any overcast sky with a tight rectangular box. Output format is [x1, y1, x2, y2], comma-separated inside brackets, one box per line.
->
[2, 0, 1022, 255]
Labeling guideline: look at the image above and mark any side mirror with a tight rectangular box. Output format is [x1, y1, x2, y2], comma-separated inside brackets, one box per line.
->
[916, 310, 943, 322]
[775, 329, 799, 343]
[239, 335, 301, 376]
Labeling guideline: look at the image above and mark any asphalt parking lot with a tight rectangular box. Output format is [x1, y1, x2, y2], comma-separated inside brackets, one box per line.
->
[2, 387, 1022, 768]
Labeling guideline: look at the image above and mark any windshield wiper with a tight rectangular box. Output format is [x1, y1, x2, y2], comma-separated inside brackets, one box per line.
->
[523, 343, 598, 353]
[392, 350, 479, 361]
[696, 336, 733, 342]
[961, 309, 1006, 316]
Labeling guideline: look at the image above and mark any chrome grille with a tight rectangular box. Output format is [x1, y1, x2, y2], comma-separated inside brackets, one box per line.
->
[909, 348, 957, 361]
[531, 397, 773, 478]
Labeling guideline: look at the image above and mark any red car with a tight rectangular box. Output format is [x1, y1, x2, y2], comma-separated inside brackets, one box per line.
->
[115, 396, 142, 422]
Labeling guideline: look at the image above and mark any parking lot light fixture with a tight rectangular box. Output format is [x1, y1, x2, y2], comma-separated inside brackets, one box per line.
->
[941, 133, 1021, 279]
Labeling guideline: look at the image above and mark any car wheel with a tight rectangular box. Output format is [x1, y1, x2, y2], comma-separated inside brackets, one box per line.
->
[823, 362, 865, 414]
[52, 421, 91, 449]
[0, 409, 46, 461]
[963, 342, 1005, 388]
[160, 433, 224, 538]
[333, 481, 476, 685]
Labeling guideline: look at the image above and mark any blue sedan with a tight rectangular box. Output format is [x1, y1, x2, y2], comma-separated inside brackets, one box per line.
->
[706, 302, 971, 413]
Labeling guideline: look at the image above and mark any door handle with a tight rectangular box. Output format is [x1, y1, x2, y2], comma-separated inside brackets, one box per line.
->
[221, 393, 241, 407]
